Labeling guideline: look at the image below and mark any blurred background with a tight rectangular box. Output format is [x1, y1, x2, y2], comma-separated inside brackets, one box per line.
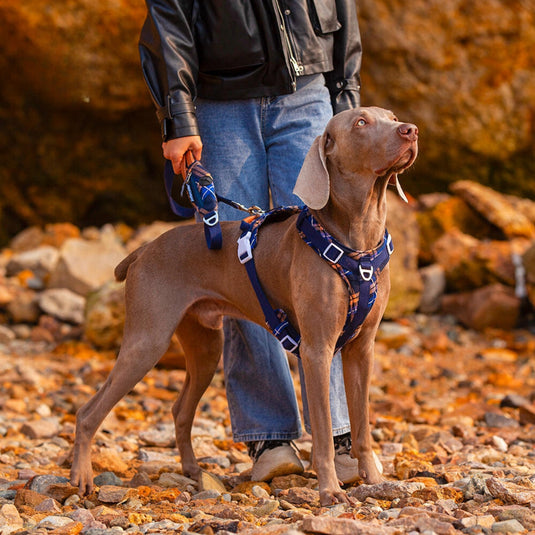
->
[0, 0, 533, 245]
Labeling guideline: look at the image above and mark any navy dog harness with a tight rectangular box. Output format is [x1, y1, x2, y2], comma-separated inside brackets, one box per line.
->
[237, 206, 393, 357]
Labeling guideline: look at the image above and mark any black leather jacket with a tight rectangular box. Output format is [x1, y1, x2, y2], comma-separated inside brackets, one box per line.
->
[139, 0, 362, 141]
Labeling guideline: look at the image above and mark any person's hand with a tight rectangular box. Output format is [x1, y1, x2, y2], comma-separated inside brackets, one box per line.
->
[163, 135, 203, 175]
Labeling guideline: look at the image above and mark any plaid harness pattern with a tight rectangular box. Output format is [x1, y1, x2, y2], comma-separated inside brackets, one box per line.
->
[237, 206, 393, 357]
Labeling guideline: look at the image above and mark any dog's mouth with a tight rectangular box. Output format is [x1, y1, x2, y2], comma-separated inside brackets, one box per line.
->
[391, 147, 417, 172]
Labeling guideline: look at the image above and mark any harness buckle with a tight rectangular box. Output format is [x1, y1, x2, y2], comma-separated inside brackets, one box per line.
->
[386, 233, 394, 255]
[237, 232, 253, 264]
[279, 334, 300, 353]
[203, 211, 219, 227]
[322, 242, 344, 264]
[359, 263, 374, 281]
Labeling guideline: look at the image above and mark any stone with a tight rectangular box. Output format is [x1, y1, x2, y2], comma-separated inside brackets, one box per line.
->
[157, 472, 196, 491]
[6, 288, 40, 323]
[431, 230, 518, 292]
[486, 477, 535, 505]
[0, 504, 24, 535]
[248, 498, 280, 517]
[38, 288, 86, 324]
[199, 470, 227, 493]
[28, 474, 70, 495]
[6, 245, 60, 279]
[0, 325, 15, 344]
[350, 481, 425, 501]
[67, 508, 107, 531]
[441, 284, 520, 331]
[384, 192, 422, 319]
[48, 237, 126, 295]
[418, 264, 446, 314]
[301, 516, 398, 535]
[277, 487, 320, 507]
[34, 497, 62, 513]
[484, 412, 519, 429]
[91, 447, 130, 476]
[94, 471, 124, 487]
[451, 180, 535, 240]
[84, 281, 125, 349]
[97, 485, 131, 504]
[20, 417, 60, 439]
[491, 519, 526, 534]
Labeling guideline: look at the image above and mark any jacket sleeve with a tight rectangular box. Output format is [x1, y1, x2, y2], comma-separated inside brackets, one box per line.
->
[325, 0, 362, 114]
[139, 0, 200, 140]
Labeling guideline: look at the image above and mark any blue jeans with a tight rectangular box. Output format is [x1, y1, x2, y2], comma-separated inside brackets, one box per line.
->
[195, 74, 351, 441]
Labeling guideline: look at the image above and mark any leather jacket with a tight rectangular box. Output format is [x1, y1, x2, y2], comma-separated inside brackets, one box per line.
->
[139, 0, 362, 141]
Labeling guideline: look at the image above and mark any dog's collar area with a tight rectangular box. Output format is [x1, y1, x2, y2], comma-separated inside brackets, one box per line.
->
[237, 206, 393, 357]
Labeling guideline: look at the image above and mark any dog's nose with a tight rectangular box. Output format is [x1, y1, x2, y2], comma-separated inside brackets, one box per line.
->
[398, 123, 418, 141]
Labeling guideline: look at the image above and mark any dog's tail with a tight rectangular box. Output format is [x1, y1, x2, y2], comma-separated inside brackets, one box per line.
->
[114, 244, 148, 282]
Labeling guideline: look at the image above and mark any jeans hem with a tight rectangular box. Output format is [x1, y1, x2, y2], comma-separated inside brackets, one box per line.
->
[303, 425, 351, 436]
[233, 431, 302, 443]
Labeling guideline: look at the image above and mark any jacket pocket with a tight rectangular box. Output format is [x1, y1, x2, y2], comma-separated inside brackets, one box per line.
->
[308, 0, 341, 35]
[194, 1, 265, 73]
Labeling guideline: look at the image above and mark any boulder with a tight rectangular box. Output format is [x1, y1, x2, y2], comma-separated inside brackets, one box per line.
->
[441, 284, 520, 331]
[48, 236, 126, 296]
[431, 229, 523, 292]
[450, 180, 535, 240]
[38, 288, 86, 324]
[384, 192, 422, 318]
[84, 281, 125, 350]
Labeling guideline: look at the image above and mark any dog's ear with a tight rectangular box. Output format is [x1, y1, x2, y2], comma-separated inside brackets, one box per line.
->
[293, 132, 330, 209]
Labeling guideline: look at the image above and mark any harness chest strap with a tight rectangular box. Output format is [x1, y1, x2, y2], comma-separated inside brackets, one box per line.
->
[237, 206, 394, 357]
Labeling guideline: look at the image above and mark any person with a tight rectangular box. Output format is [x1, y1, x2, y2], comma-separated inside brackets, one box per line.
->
[139, 0, 364, 484]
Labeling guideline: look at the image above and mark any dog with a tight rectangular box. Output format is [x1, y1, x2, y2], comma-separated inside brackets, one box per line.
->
[70, 106, 418, 505]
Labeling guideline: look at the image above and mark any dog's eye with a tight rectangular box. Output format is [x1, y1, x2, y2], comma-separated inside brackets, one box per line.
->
[355, 118, 367, 127]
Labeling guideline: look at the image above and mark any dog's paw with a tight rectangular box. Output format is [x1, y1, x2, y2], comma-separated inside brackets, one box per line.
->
[320, 486, 350, 507]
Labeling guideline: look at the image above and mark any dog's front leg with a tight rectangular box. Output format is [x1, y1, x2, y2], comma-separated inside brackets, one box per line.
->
[300, 344, 349, 506]
[342, 337, 383, 485]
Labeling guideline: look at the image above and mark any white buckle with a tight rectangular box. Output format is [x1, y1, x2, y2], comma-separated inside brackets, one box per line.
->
[203, 212, 219, 227]
[386, 233, 394, 255]
[359, 265, 373, 281]
[280, 334, 299, 353]
[237, 233, 253, 264]
[322, 243, 344, 264]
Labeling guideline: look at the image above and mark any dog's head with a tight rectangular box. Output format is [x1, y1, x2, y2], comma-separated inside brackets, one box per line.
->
[294, 107, 418, 209]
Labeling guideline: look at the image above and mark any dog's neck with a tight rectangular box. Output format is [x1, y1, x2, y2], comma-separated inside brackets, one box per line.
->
[311, 171, 389, 252]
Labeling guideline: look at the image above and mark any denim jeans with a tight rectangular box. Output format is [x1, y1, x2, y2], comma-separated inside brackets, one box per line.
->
[195, 74, 351, 441]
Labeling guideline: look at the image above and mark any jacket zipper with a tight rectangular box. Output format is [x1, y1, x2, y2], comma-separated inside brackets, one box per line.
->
[273, 0, 303, 90]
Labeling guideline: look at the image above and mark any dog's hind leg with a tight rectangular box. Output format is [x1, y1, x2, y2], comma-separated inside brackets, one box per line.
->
[71, 301, 180, 494]
[172, 314, 224, 479]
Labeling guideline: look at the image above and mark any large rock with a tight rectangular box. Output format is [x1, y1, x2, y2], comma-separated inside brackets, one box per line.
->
[441, 284, 520, 331]
[431, 229, 525, 292]
[451, 180, 535, 240]
[1, 1, 534, 245]
[384, 192, 422, 318]
[48, 236, 126, 296]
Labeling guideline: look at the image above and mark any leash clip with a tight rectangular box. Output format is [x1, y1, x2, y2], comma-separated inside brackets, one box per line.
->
[203, 211, 219, 227]
[237, 232, 253, 264]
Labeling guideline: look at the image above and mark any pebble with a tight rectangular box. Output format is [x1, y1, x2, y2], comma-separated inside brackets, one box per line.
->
[94, 471, 124, 487]
[491, 519, 526, 533]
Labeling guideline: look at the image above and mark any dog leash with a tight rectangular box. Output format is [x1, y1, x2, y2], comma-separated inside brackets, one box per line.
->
[164, 158, 264, 250]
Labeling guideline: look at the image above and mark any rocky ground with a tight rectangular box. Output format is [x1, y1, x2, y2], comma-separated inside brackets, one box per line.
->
[0, 314, 534, 535]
